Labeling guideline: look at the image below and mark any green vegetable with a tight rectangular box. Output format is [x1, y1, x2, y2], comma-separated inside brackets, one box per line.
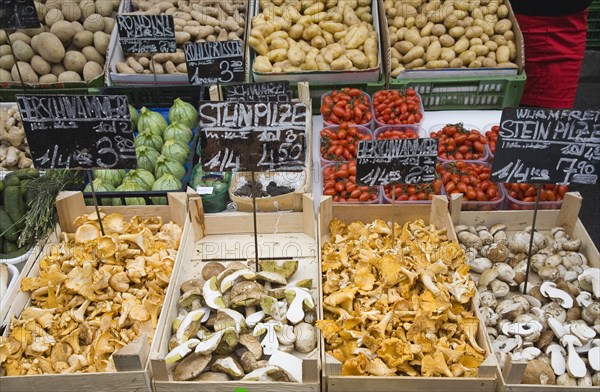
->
[161, 139, 190, 165]
[154, 156, 186, 181]
[136, 146, 161, 173]
[124, 169, 155, 190]
[113, 180, 147, 205]
[4, 184, 25, 230]
[20, 179, 32, 198]
[169, 98, 198, 130]
[0, 181, 5, 195]
[94, 169, 126, 187]
[0, 207, 19, 242]
[191, 165, 231, 195]
[4, 168, 39, 183]
[163, 122, 193, 144]
[4, 175, 21, 187]
[3, 240, 18, 254]
[138, 107, 168, 136]
[134, 130, 163, 151]
[1, 243, 30, 258]
[151, 174, 182, 204]
[84, 179, 115, 206]
[129, 104, 139, 130]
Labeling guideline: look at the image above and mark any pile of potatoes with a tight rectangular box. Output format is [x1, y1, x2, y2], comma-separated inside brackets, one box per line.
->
[250, 0, 379, 73]
[115, 0, 247, 75]
[385, 0, 519, 76]
[0, 0, 119, 84]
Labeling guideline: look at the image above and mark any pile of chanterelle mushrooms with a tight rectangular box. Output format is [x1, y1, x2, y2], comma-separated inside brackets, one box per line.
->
[165, 259, 318, 382]
[457, 224, 600, 386]
[0, 212, 182, 376]
[317, 218, 486, 377]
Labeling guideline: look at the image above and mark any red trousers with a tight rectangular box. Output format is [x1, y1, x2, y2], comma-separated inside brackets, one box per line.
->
[515, 10, 589, 109]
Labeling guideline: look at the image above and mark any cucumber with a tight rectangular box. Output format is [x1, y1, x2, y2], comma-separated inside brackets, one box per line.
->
[3, 185, 25, 230]
[3, 240, 18, 254]
[3, 175, 20, 187]
[0, 207, 19, 242]
[0, 243, 30, 258]
[4, 168, 39, 182]
[20, 179, 32, 198]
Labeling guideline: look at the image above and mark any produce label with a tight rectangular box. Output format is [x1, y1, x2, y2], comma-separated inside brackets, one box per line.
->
[117, 14, 176, 54]
[184, 41, 245, 85]
[16, 95, 137, 170]
[0, 0, 40, 29]
[491, 108, 600, 185]
[225, 81, 291, 102]
[356, 138, 438, 186]
[197, 101, 307, 172]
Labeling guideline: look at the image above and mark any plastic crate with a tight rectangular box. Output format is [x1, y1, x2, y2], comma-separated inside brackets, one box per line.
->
[101, 85, 208, 107]
[389, 73, 527, 110]
[290, 79, 385, 111]
[587, 1, 600, 49]
[0, 86, 98, 102]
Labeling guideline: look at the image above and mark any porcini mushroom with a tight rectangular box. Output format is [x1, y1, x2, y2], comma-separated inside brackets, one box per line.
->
[546, 344, 567, 376]
[560, 334, 587, 378]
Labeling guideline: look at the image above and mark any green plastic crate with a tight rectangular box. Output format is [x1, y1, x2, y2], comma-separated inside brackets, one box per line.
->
[587, 1, 600, 49]
[289, 79, 385, 111]
[389, 73, 526, 110]
[0, 86, 100, 101]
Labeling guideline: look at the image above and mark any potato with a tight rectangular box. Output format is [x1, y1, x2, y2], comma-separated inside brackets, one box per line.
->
[0, 45, 11, 57]
[494, 19, 512, 34]
[103, 17, 115, 34]
[404, 58, 424, 69]
[287, 45, 305, 66]
[416, 37, 431, 50]
[404, 28, 421, 45]
[492, 35, 507, 46]
[364, 36, 378, 67]
[83, 14, 105, 33]
[51, 63, 66, 76]
[504, 30, 514, 41]
[45, 9, 64, 27]
[51, 20, 76, 43]
[0, 68, 12, 82]
[458, 50, 476, 65]
[0, 54, 14, 71]
[267, 48, 287, 63]
[93, 31, 110, 54]
[12, 40, 34, 62]
[73, 31, 94, 49]
[402, 46, 424, 63]
[444, 14, 458, 29]
[449, 58, 463, 68]
[465, 26, 483, 39]
[11, 62, 38, 83]
[469, 59, 483, 68]
[496, 45, 510, 63]
[311, 35, 326, 49]
[440, 47, 456, 62]
[497, 5, 509, 18]
[426, 40, 442, 62]
[474, 19, 494, 36]
[36, 33, 65, 64]
[346, 49, 369, 69]
[8, 32, 31, 45]
[79, 61, 101, 80]
[448, 26, 465, 39]
[58, 70, 81, 82]
[415, 14, 428, 28]
[61, 0, 82, 21]
[95, 0, 113, 17]
[31, 55, 51, 75]
[420, 21, 434, 36]
[431, 24, 446, 37]
[126, 56, 144, 73]
[71, 21, 84, 33]
[63, 51, 86, 73]
[323, 43, 344, 63]
[485, 40, 499, 51]
[469, 38, 483, 46]
[439, 34, 455, 48]
[81, 46, 104, 66]
[507, 40, 517, 61]
[453, 37, 469, 53]
[498, 62, 518, 69]
[330, 55, 352, 70]
[38, 73, 58, 84]
[471, 44, 489, 56]
[176, 62, 187, 73]
[80, 0, 96, 18]
[482, 58, 497, 67]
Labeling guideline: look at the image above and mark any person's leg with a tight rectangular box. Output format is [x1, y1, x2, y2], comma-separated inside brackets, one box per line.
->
[516, 10, 589, 109]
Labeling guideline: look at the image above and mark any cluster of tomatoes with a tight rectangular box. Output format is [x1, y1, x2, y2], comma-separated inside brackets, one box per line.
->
[430, 123, 488, 161]
[384, 179, 443, 202]
[323, 161, 379, 203]
[438, 162, 501, 203]
[321, 88, 372, 125]
[485, 124, 499, 155]
[376, 127, 419, 140]
[504, 183, 568, 205]
[320, 123, 372, 162]
[373, 89, 423, 125]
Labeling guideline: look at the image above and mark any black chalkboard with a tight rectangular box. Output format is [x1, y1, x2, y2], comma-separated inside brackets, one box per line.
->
[198, 101, 307, 172]
[356, 138, 438, 186]
[184, 41, 245, 85]
[0, 0, 40, 29]
[16, 95, 137, 170]
[491, 107, 600, 185]
[225, 81, 291, 102]
[117, 14, 176, 54]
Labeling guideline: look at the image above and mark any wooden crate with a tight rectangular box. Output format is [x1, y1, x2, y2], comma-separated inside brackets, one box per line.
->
[0, 191, 194, 392]
[450, 192, 599, 392]
[318, 195, 498, 392]
[150, 194, 321, 392]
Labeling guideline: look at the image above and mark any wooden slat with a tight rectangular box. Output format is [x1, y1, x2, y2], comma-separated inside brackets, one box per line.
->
[0, 371, 151, 392]
[502, 356, 526, 385]
[327, 376, 496, 392]
[154, 381, 320, 392]
[203, 211, 306, 234]
[114, 335, 149, 372]
[555, 192, 582, 236]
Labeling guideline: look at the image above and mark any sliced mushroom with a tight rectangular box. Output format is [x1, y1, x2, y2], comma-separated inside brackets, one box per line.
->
[165, 339, 200, 364]
[239, 333, 263, 359]
[546, 343, 566, 376]
[258, 260, 298, 279]
[173, 352, 212, 381]
[220, 269, 257, 293]
[211, 357, 245, 379]
[560, 334, 587, 378]
[268, 350, 302, 382]
[540, 282, 574, 308]
[203, 277, 225, 309]
[284, 287, 315, 324]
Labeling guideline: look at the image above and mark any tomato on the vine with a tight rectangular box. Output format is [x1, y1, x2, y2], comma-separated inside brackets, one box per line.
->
[320, 123, 372, 161]
[323, 161, 379, 203]
[322, 88, 372, 125]
[430, 123, 488, 161]
[372, 89, 423, 125]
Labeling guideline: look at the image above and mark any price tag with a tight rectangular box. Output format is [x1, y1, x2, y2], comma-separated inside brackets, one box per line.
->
[0, 0, 40, 29]
[491, 107, 600, 185]
[225, 81, 291, 102]
[197, 101, 307, 172]
[355, 138, 438, 186]
[196, 186, 214, 195]
[184, 41, 245, 85]
[117, 14, 176, 54]
[16, 95, 137, 170]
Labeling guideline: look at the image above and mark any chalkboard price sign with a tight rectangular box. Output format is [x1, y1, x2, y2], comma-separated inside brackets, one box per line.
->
[184, 41, 244, 85]
[356, 138, 438, 186]
[117, 14, 176, 54]
[198, 101, 307, 172]
[16, 95, 137, 170]
[491, 108, 600, 185]
[0, 0, 40, 29]
[225, 81, 291, 102]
